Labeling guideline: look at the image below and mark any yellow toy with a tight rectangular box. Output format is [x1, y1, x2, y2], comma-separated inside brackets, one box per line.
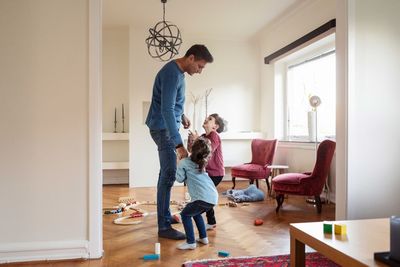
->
[334, 224, 347, 235]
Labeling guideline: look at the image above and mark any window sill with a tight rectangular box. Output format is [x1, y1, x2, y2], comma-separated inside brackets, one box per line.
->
[278, 138, 335, 150]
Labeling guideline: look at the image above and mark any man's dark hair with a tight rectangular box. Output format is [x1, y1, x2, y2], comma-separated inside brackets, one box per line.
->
[210, 113, 225, 133]
[185, 44, 214, 63]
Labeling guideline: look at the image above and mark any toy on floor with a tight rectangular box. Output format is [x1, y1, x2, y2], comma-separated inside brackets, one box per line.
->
[228, 201, 238, 207]
[113, 208, 151, 225]
[103, 202, 138, 215]
[218, 250, 230, 257]
[155, 242, 160, 255]
[254, 218, 263, 226]
[103, 208, 123, 215]
[118, 196, 136, 204]
[143, 254, 160, 260]
[112, 196, 186, 225]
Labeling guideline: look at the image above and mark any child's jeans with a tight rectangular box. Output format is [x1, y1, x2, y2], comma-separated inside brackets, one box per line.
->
[180, 200, 214, 244]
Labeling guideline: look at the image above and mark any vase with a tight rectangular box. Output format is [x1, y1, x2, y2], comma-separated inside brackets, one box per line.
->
[308, 111, 316, 142]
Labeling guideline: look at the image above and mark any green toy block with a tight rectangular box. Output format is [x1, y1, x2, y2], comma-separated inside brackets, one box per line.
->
[323, 223, 333, 234]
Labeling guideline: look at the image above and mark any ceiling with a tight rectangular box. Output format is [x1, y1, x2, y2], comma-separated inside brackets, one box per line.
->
[103, 0, 303, 40]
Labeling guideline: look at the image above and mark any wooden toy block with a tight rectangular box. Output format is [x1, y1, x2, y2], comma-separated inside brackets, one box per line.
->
[218, 250, 230, 257]
[143, 254, 160, 260]
[323, 223, 333, 234]
[334, 224, 347, 235]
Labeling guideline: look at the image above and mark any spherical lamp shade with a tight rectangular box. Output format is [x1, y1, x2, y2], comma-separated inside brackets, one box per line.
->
[145, 20, 182, 61]
[145, 0, 182, 62]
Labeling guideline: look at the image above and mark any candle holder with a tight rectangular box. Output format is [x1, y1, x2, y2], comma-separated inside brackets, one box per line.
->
[113, 107, 117, 133]
[122, 104, 125, 133]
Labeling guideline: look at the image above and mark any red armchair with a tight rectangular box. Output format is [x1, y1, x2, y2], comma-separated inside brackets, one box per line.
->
[272, 139, 336, 213]
[231, 139, 277, 191]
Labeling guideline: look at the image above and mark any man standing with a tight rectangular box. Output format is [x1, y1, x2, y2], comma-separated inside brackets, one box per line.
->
[146, 44, 214, 240]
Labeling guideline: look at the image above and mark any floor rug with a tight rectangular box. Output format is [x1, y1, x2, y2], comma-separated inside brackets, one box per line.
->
[182, 252, 340, 267]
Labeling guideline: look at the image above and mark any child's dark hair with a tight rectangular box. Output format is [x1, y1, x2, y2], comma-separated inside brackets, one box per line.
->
[190, 137, 211, 172]
[209, 113, 225, 133]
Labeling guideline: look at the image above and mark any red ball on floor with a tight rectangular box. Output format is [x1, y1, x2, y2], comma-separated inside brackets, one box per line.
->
[254, 219, 263, 226]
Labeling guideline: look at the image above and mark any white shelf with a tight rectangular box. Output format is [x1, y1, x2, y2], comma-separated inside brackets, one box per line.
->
[102, 132, 129, 141]
[224, 160, 242, 167]
[102, 161, 129, 170]
[219, 132, 265, 140]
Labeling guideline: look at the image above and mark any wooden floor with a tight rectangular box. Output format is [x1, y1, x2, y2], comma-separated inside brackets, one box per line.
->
[6, 181, 335, 267]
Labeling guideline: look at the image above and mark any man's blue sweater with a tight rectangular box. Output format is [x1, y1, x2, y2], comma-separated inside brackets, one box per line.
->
[145, 61, 185, 146]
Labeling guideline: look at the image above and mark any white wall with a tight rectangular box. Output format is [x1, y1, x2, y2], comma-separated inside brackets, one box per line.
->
[102, 27, 129, 184]
[0, 0, 90, 261]
[102, 26, 129, 133]
[184, 38, 260, 133]
[340, 0, 400, 219]
[128, 26, 260, 187]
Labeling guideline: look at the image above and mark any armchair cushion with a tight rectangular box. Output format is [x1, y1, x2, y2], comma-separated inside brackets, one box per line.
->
[272, 173, 311, 194]
[231, 163, 267, 179]
[272, 173, 308, 185]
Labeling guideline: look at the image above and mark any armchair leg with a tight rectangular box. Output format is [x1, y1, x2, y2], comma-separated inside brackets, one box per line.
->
[255, 179, 259, 188]
[232, 177, 236, 189]
[275, 194, 284, 213]
[250, 179, 254, 185]
[315, 195, 322, 213]
[265, 178, 271, 193]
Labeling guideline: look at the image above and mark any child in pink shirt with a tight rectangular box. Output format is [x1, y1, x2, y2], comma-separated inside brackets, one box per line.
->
[188, 113, 226, 230]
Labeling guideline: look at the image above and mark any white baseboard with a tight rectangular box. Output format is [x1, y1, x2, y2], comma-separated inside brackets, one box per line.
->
[0, 240, 89, 264]
[103, 169, 129, 185]
[103, 176, 129, 184]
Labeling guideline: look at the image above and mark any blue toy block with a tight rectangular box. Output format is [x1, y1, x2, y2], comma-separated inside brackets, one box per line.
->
[218, 250, 230, 257]
[143, 254, 160, 260]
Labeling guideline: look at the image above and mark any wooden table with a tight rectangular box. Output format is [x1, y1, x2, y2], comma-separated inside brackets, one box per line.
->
[267, 164, 289, 178]
[267, 165, 288, 197]
[290, 218, 389, 267]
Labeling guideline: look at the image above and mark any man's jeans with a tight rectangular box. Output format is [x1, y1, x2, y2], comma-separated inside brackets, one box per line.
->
[180, 200, 214, 244]
[150, 129, 177, 231]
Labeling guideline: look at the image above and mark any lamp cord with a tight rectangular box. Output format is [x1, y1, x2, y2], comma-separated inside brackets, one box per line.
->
[163, 2, 166, 22]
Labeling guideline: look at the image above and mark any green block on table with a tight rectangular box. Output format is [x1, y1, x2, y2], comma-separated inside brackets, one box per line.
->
[323, 223, 332, 233]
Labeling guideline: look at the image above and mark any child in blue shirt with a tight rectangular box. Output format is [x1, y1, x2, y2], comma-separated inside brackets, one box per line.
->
[175, 137, 218, 250]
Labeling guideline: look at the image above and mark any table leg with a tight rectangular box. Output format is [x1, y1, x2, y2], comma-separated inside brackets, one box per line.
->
[290, 234, 305, 267]
[269, 169, 276, 197]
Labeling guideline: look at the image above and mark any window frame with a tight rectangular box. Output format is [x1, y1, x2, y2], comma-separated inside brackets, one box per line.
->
[274, 34, 336, 143]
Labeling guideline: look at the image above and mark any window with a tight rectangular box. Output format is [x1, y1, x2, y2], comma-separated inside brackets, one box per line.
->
[286, 50, 336, 141]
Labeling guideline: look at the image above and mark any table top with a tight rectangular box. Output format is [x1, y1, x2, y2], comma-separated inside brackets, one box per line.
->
[267, 165, 289, 169]
[290, 218, 389, 267]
